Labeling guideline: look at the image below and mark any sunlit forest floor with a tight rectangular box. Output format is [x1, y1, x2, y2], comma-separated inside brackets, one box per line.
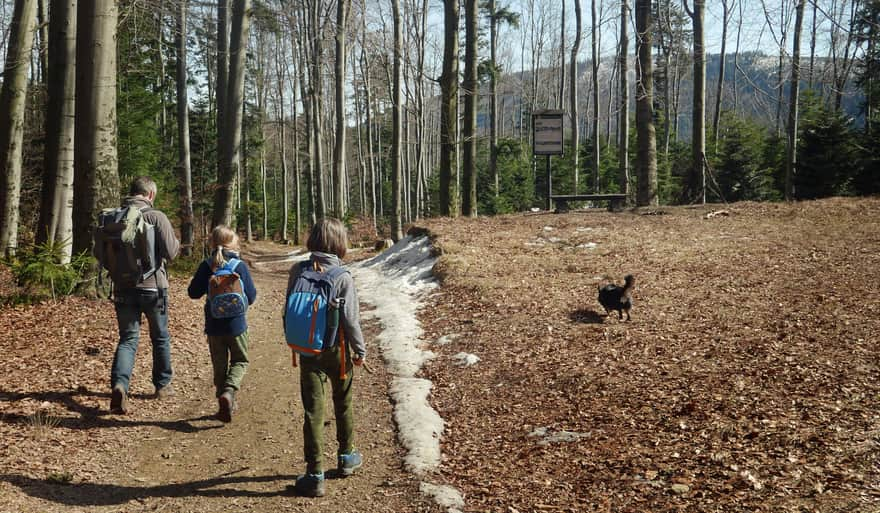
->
[0, 197, 878, 512]
[418, 197, 879, 512]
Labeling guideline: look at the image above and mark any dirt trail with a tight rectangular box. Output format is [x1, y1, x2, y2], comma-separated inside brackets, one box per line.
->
[4, 247, 441, 513]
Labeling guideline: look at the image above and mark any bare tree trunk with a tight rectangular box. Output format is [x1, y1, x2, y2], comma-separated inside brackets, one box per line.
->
[361, 44, 377, 227]
[333, 0, 350, 218]
[733, 0, 743, 113]
[295, 26, 316, 227]
[712, 0, 730, 152]
[256, 33, 267, 240]
[808, 0, 817, 88]
[216, 0, 229, 189]
[177, 0, 194, 256]
[212, 0, 251, 227]
[73, 0, 120, 263]
[157, 2, 168, 153]
[571, 0, 582, 193]
[276, 32, 289, 241]
[37, 0, 75, 263]
[489, 0, 499, 197]
[439, 0, 459, 216]
[591, 0, 600, 192]
[786, 0, 806, 201]
[240, 96, 250, 240]
[390, 0, 403, 238]
[685, 0, 706, 204]
[635, 0, 657, 207]
[462, 0, 477, 217]
[353, 52, 367, 217]
[619, 0, 630, 199]
[36, 0, 47, 82]
[292, 52, 302, 243]
[0, 0, 36, 258]
[309, 0, 327, 219]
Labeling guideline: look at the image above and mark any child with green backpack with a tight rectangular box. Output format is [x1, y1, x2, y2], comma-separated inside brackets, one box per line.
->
[187, 225, 257, 423]
[284, 218, 366, 497]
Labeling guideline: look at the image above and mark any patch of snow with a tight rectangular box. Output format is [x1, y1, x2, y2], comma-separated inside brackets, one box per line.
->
[577, 242, 598, 250]
[575, 227, 594, 232]
[351, 235, 464, 510]
[452, 352, 480, 367]
[390, 377, 443, 471]
[253, 249, 309, 265]
[543, 226, 554, 232]
[435, 334, 460, 346]
[420, 482, 465, 512]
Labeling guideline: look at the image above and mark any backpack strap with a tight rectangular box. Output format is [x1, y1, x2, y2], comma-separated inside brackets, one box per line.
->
[225, 258, 241, 272]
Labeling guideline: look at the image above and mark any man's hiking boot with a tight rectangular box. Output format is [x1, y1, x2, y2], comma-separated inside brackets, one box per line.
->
[154, 384, 175, 400]
[293, 472, 325, 497]
[110, 385, 128, 414]
[337, 450, 363, 476]
[217, 391, 234, 423]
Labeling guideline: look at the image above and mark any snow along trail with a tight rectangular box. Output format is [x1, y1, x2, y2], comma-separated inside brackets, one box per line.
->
[350, 236, 464, 513]
[270, 236, 463, 512]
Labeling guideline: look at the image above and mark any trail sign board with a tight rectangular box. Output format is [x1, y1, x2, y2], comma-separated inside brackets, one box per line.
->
[532, 110, 564, 156]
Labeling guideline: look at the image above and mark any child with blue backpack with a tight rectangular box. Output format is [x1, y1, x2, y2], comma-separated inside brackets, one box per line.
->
[187, 225, 257, 423]
[284, 218, 366, 497]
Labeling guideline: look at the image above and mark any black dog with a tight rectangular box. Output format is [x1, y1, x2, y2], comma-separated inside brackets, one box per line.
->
[597, 275, 635, 321]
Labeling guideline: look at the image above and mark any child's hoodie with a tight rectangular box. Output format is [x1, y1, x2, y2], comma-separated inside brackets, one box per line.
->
[285, 252, 366, 360]
[188, 249, 257, 336]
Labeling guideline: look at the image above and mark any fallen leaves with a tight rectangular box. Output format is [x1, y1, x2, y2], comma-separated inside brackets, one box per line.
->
[418, 198, 880, 512]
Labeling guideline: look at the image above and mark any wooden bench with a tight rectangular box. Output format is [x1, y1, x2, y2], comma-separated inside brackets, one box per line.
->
[551, 194, 627, 213]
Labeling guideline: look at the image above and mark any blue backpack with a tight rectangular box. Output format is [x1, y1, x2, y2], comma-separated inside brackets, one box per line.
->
[207, 258, 248, 319]
[284, 261, 347, 356]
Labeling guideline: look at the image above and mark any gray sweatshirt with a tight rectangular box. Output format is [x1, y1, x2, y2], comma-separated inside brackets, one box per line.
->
[285, 252, 366, 359]
[122, 196, 180, 290]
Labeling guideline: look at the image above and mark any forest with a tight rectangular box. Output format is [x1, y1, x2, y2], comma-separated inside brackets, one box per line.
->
[1, 2, 879, 511]
[0, 0, 878, 290]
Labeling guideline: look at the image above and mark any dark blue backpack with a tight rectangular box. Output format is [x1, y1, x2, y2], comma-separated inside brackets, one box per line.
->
[284, 261, 347, 356]
[207, 258, 248, 319]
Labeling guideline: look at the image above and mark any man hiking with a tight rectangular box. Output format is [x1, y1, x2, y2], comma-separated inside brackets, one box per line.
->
[97, 176, 180, 414]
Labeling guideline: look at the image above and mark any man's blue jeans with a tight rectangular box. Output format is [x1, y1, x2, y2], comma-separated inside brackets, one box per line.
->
[110, 289, 173, 392]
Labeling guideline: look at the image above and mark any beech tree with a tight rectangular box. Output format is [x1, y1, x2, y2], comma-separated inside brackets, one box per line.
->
[213, 0, 251, 227]
[333, 0, 350, 218]
[0, 0, 37, 258]
[391, 0, 403, 238]
[685, 0, 706, 204]
[439, 0, 459, 216]
[73, 0, 121, 261]
[635, 0, 658, 206]
[177, 0, 194, 256]
[786, 0, 806, 200]
[462, 0, 478, 217]
[571, 0, 582, 193]
[618, 0, 630, 199]
[37, 0, 76, 263]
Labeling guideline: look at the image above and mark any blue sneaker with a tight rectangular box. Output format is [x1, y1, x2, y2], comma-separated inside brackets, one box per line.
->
[293, 472, 325, 497]
[337, 450, 363, 476]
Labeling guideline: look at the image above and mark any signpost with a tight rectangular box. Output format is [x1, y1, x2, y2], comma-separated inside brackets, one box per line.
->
[532, 110, 564, 211]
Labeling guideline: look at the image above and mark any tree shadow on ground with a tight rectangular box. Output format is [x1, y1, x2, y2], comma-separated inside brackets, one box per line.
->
[0, 471, 298, 505]
[569, 309, 606, 324]
[0, 389, 222, 433]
